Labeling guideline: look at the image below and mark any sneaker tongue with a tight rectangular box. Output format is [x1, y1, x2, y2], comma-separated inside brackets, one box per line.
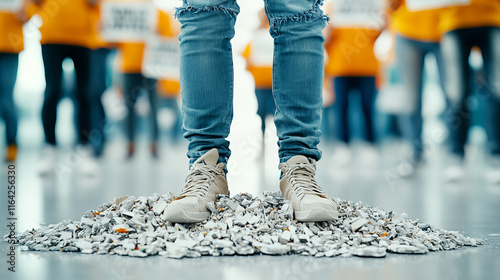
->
[194, 148, 219, 166]
[286, 155, 310, 166]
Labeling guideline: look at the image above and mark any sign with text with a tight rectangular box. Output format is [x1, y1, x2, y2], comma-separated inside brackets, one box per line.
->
[406, 0, 471, 12]
[331, 0, 385, 29]
[0, 0, 22, 11]
[142, 36, 180, 80]
[100, 1, 157, 42]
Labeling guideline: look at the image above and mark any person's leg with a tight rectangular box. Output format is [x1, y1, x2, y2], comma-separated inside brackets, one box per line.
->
[430, 42, 446, 94]
[87, 48, 111, 157]
[394, 36, 425, 159]
[441, 29, 473, 157]
[165, 1, 236, 222]
[357, 76, 377, 143]
[430, 40, 456, 147]
[333, 77, 351, 144]
[162, 97, 183, 142]
[255, 88, 272, 135]
[176, 0, 239, 164]
[69, 45, 92, 145]
[0, 53, 19, 146]
[41, 44, 65, 146]
[264, 87, 276, 119]
[122, 73, 143, 146]
[264, 0, 337, 222]
[320, 104, 335, 143]
[264, 0, 326, 163]
[480, 27, 500, 156]
[144, 76, 159, 156]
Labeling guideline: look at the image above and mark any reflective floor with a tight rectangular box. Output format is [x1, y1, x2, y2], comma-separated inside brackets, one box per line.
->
[1, 136, 500, 280]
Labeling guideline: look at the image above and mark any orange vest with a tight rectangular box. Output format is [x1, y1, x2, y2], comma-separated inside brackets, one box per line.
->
[439, 0, 500, 33]
[36, 0, 95, 48]
[89, 3, 111, 49]
[0, 12, 24, 53]
[390, 1, 444, 42]
[325, 28, 381, 77]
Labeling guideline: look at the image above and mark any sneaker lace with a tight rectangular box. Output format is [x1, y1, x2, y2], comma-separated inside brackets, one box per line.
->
[285, 162, 327, 198]
[179, 164, 224, 197]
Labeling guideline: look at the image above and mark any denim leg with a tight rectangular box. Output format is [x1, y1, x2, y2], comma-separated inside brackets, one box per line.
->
[122, 73, 143, 143]
[394, 36, 425, 156]
[41, 44, 65, 146]
[144, 77, 159, 142]
[0, 53, 19, 145]
[70, 46, 92, 145]
[255, 88, 273, 135]
[480, 27, 500, 156]
[357, 76, 377, 143]
[441, 30, 473, 157]
[333, 77, 350, 144]
[264, 0, 327, 163]
[88, 48, 111, 156]
[176, 0, 239, 164]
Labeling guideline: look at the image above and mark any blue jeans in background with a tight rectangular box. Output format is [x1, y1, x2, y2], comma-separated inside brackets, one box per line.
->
[41, 44, 91, 146]
[122, 73, 158, 143]
[441, 26, 500, 157]
[394, 35, 445, 161]
[0, 53, 19, 145]
[331, 76, 377, 144]
[177, 0, 326, 164]
[87, 47, 112, 157]
[255, 88, 276, 135]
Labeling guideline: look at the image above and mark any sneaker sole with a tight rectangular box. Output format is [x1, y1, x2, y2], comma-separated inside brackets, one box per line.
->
[163, 208, 210, 223]
[295, 208, 339, 222]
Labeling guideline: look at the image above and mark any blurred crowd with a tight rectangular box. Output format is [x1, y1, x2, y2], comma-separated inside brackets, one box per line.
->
[1, 0, 182, 174]
[0, 0, 499, 181]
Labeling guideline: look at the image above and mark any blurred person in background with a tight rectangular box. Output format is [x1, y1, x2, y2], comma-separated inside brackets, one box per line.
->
[440, 0, 500, 181]
[117, 6, 174, 158]
[374, 30, 404, 141]
[33, 0, 98, 175]
[242, 9, 275, 151]
[388, 0, 446, 170]
[157, 78, 182, 143]
[155, 11, 182, 143]
[323, 0, 384, 166]
[88, 0, 115, 158]
[0, 1, 31, 162]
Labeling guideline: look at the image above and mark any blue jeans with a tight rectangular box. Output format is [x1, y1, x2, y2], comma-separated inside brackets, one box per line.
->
[441, 27, 500, 157]
[41, 44, 91, 146]
[255, 88, 276, 135]
[177, 0, 326, 164]
[395, 35, 445, 160]
[122, 73, 158, 143]
[331, 76, 377, 144]
[87, 47, 112, 157]
[0, 53, 19, 145]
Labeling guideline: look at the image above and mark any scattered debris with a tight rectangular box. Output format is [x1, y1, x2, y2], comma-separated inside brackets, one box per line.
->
[8, 192, 483, 259]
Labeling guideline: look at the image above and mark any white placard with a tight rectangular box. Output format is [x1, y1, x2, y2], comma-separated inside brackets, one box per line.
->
[0, 0, 22, 11]
[100, 1, 157, 42]
[142, 36, 180, 79]
[406, 0, 471, 12]
[331, 0, 385, 29]
[249, 30, 274, 67]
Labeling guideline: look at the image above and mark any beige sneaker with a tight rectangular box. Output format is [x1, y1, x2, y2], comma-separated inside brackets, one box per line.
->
[163, 148, 228, 223]
[280, 155, 339, 222]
